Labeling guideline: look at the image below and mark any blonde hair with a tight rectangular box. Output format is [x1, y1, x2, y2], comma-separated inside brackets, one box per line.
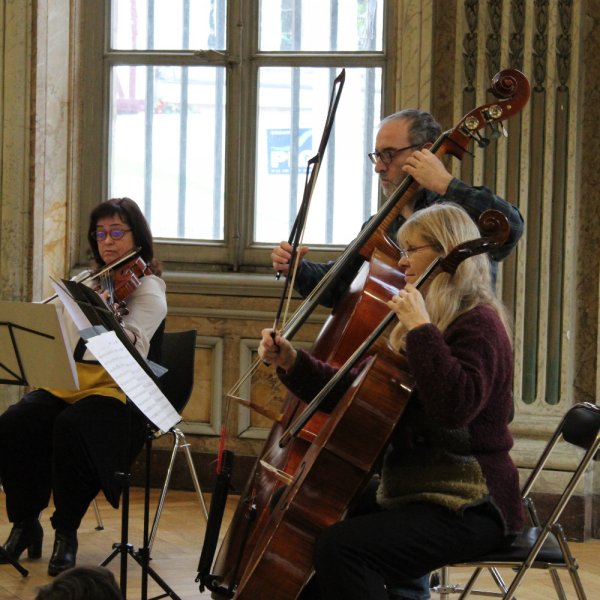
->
[389, 203, 511, 350]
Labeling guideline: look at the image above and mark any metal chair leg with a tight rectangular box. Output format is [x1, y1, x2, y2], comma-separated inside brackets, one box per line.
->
[180, 430, 209, 521]
[92, 498, 104, 530]
[147, 427, 208, 553]
[432, 566, 464, 599]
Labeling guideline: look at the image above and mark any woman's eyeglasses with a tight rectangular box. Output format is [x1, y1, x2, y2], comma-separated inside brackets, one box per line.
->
[92, 229, 132, 241]
[398, 244, 434, 259]
[368, 144, 419, 165]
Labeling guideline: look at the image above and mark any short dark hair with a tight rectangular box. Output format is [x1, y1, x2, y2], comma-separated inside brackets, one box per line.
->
[35, 566, 123, 600]
[379, 109, 442, 146]
[87, 197, 160, 274]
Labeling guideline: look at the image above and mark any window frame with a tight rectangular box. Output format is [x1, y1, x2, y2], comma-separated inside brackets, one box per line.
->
[77, 0, 398, 277]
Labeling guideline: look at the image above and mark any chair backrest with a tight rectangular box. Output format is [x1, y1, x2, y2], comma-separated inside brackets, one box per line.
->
[560, 401, 600, 455]
[158, 329, 197, 413]
[148, 318, 166, 363]
[521, 401, 600, 497]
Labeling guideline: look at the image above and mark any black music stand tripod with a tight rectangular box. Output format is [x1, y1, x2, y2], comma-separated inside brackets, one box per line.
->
[100, 417, 181, 600]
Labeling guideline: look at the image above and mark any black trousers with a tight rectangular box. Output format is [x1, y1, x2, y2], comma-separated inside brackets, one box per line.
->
[300, 496, 511, 600]
[0, 389, 146, 531]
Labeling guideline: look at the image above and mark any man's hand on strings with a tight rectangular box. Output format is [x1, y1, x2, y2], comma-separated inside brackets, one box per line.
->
[402, 148, 453, 196]
[258, 329, 297, 372]
[271, 241, 310, 275]
[387, 284, 431, 331]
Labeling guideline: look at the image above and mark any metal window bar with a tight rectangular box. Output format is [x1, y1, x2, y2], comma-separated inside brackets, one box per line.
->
[211, 0, 226, 239]
[177, 0, 191, 238]
[324, 1, 339, 244]
[143, 0, 156, 220]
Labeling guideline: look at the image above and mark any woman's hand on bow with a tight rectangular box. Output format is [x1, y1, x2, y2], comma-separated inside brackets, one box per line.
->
[259, 329, 297, 372]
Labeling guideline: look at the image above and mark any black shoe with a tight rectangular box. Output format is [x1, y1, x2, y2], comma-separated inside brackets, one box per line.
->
[0, 519, 43, 563]
[47, 530, 78, 576]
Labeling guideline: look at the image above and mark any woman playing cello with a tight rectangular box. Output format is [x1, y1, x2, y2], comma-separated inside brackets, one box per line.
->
[0, 197, 167, 576]
[259, 203, 524, 600]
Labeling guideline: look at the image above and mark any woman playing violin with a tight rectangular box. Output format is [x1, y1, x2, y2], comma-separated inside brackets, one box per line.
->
[259, 203, 524, 600]
[0, 197, 167, 576]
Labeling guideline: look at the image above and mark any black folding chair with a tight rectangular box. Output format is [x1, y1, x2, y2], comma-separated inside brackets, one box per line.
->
[434, 401, 599, 599]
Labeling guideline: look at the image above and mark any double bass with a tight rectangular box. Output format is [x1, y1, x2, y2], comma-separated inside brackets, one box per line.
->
[200, 69, 530, 599]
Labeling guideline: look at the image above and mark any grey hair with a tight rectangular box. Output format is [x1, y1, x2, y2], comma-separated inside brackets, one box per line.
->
[378, 109, 442, 146]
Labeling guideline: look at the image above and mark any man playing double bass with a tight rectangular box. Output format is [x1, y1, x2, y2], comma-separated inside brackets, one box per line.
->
[271, 108, 524, 304]
[270, 109, 524, 600]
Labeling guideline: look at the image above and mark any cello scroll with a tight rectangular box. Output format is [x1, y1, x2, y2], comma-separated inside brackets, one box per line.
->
[438, 209, 510, 275]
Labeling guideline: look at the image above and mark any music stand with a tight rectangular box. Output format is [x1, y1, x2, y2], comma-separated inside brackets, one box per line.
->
[0, 301, 79, 389]
[0, 301, 81, 576]
[55, 281, 181, 600]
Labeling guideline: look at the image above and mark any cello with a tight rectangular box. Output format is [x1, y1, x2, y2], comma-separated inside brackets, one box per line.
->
[225, 209, 511, 600]
[200, 69, 530, 598]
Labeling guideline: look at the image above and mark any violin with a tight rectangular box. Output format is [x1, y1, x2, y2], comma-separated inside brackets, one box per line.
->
[41, 247, 144, 305]
[107, 255, 153, 304]
[96, 255, 153, 319]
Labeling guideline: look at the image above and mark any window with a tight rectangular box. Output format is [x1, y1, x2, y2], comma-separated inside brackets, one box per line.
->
[80, 0, 396, 272]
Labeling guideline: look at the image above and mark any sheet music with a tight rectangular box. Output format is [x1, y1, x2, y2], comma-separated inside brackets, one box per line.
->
[85, 330, 180, 432]
[50, 278, 93, 331]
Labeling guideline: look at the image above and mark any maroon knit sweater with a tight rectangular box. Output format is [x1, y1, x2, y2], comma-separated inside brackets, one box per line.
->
[278, 304, 524, 535]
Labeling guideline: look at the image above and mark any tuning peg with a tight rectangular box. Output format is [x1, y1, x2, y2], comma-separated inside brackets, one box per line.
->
[489, 123, 502, 140]
[469, 130, 490, 147]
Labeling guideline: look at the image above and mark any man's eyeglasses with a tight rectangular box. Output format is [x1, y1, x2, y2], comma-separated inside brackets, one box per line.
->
[92, 229, 132, 241]
[368, 144, 419, 166]
[398, 244, 434, 259]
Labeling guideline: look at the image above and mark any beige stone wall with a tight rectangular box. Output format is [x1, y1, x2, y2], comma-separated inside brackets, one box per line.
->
[0, 0, 33, 302]
[0, 0, 34, 407]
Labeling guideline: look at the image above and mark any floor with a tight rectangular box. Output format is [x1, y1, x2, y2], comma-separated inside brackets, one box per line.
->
[0, 489, 597, 599]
